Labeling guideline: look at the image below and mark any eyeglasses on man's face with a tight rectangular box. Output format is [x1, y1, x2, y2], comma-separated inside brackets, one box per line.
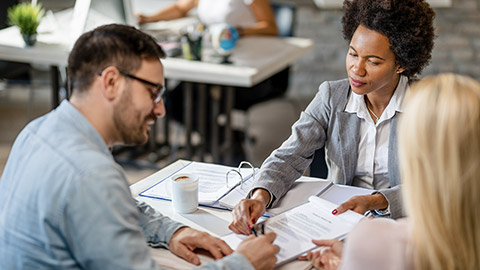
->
[98, 67, 165, 103]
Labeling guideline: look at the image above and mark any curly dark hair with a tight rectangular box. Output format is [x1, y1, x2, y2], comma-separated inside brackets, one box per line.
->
[342, 0, 435, 78]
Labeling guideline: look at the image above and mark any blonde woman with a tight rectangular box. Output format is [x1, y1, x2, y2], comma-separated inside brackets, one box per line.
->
[306, 73, 480, 269]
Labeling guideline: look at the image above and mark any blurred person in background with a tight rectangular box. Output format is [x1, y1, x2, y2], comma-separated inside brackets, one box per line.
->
[136, 0, 278, 37]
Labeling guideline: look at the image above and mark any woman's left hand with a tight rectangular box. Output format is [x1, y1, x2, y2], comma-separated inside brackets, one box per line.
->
[305, 239, 343, 270]
[333, 193, 388, 216]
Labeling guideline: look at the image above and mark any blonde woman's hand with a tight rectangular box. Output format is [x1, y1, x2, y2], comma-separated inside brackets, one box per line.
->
[307, 239, 343, 270]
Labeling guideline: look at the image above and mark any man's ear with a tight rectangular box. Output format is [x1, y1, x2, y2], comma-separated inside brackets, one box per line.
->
[100, 66, 122, 101]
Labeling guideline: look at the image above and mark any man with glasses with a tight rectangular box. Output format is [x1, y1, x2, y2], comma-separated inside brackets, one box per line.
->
[0, 24, 278, 269]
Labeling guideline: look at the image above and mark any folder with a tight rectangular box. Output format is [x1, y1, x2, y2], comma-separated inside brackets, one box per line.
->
[138, 161, 256, 208]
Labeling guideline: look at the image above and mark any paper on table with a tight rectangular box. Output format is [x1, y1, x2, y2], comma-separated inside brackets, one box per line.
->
[218, 176, 329, 212]
[219, 175, 374, 216]
[222, 196, 364, 266]
[266, 177, 331, 216]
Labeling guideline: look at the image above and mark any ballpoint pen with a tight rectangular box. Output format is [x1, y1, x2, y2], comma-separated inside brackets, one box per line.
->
[251, 221, 265, 236]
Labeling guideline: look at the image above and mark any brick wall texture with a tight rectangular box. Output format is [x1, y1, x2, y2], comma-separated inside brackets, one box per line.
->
[288, 0, 480, 98]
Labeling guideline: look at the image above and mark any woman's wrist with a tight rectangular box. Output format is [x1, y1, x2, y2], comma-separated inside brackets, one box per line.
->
[251, 188, 270, 207]
[369, 193, 389, 210]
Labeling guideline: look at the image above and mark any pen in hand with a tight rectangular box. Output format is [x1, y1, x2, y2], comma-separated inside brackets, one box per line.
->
[251, 222, 265, 236]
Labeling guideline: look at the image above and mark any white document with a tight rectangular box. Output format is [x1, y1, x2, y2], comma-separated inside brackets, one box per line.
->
[266, 177, 331, 216]
[318, 183, 374, 206]
[219, 175, 374, 215]
[139, 161, 255, 205]
[222, 196, 364, 266]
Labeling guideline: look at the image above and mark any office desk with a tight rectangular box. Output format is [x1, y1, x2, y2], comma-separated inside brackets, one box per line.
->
[0, 11, 313, 162]
[131, 159, 312, 270]
[162, 36, 313, 163]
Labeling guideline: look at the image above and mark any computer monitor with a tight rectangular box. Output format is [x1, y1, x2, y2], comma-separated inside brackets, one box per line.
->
[70, 0, 137, 43]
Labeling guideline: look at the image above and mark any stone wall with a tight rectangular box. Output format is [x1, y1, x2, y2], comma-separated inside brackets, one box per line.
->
[287, 0, 480, 98]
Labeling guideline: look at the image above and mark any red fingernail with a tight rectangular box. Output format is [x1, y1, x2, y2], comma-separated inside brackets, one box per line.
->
[332, 209, 338, 215]
[252, 218, 257, 224]
[248, 224, 252, 229]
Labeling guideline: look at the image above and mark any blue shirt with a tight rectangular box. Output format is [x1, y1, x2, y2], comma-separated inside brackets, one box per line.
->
[0, 101, 252, 270]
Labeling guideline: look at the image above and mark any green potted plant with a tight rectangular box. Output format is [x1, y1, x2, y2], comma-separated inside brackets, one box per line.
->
[7, 2, 45, 46]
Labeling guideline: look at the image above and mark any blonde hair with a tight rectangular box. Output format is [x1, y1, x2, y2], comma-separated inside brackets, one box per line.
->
[399, 73, 480, 269]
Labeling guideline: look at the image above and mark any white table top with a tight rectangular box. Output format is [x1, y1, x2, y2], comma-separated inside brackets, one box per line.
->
[163, 36, 313, 87]
[131, 160, 312, 270]
[0, 8, 313, 87]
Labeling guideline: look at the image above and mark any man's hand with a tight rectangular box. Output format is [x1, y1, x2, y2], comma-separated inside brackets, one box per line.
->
[229, 189, 270, 235]
[169, 227, 233, 265]
[307, 239, 343, 270]
[236, 232, 280, 270]
[332, 193, 388, 216]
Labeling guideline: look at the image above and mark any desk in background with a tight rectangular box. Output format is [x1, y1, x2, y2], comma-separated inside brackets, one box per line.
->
[0, 6, 313, 163]
[162, 36, 313, 164]
[131, 159, 313, 270]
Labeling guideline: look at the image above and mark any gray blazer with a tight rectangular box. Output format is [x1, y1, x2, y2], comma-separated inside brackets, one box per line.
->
[252, 79, 404, 219]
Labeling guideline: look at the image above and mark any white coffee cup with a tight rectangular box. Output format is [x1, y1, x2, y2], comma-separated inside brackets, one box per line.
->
[170, 173, 199, 213]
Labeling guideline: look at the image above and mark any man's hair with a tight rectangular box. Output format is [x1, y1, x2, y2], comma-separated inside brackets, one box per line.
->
[399, 73, 480, 269]
[68, 24, 166, 94]
[341, 0, 435, 78]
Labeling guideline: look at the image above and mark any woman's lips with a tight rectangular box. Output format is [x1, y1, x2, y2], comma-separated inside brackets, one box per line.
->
[350, 78, 366, 88]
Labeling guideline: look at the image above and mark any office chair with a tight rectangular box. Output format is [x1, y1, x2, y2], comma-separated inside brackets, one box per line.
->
[271, 2, 296, 38]
[267, 2, 296, 100]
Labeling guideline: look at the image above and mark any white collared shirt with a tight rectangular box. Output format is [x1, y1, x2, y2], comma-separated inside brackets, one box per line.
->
[344, 76, 408, 190]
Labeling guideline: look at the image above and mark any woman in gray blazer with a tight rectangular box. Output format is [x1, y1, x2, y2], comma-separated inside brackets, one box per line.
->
[229, 0, 436, 235]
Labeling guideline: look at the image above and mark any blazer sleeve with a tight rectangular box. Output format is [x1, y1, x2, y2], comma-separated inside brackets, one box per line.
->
[250, 81, 333, 207]
[378, 185, 404, 219]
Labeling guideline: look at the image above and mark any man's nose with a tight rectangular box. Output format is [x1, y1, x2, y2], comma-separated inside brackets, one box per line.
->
[153, 99, 166, 118]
